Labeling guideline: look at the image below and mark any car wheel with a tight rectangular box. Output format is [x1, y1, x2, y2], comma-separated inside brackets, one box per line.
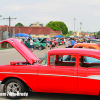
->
[46, 43, 48, 47]
[99, 92, 100, 99]
[34, 44, 38, 50]
[38, 46, 42, 51]
[3, 79, 25, 99]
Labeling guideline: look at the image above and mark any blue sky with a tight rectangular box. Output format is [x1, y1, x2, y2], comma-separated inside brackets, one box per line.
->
[0, 0, 100, 32]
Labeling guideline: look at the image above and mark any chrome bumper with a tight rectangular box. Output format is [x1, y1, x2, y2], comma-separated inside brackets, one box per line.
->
[0, 80, 2, 86]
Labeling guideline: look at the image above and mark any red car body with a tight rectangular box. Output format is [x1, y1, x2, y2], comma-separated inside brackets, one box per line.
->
[1, 38, 100, 98]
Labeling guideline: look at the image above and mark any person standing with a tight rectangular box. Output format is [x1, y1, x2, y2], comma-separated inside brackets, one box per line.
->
[65, 39, 70, 48]
[54, 39, 58, 48]
[64, 38, 66, 44]
[56, 38, 58, 42]
[50, 40, 53, 50]
[50, 40, 56, 50]
[25, 37, 27, 43]
[70, 39, 75, 47]
[30, 38, 33, 52]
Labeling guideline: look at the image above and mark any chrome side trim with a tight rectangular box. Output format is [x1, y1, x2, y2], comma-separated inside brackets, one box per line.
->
[0, 72, 100, 80]
[0, 72, 77, 78]
[0, 72, 37, 75]
[38, 73, 77, 78]
[87, 75, 100, 80]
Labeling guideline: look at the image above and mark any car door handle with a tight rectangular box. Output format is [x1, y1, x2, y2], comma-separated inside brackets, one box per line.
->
[70, 69, 76, 71]
[50, 66, 55, 68]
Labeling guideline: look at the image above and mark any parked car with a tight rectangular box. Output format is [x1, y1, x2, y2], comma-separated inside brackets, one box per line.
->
[37, 37, 51, 47]
[87, 39, 97, 43]
[23, 37, 45, 50]
[39, 37, 58, 47]
[96, 40, 100, 43]
[73, 43, 100, 50]
[1, 38, 100, 99]
[55, 39, 64, 45]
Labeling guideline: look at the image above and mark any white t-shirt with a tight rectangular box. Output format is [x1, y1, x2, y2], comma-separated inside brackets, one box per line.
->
[64, 38, 66, 42]
[52, 41, 55, 45]
[65, 41, 70, 47]
[30, 40, 33, 45]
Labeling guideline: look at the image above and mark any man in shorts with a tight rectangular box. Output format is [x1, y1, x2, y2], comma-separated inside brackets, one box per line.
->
[50, 40, 55, 50]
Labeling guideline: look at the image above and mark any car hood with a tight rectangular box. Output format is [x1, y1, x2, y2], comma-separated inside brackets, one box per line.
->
[0, 38, 39, 65]
[39, 37, 46, 43]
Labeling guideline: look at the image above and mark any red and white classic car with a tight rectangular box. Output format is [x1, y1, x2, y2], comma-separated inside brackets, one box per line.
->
[1, 38, 100, 99]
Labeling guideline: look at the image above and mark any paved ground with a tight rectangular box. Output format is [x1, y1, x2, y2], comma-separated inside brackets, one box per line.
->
[0, 45, 99, 100]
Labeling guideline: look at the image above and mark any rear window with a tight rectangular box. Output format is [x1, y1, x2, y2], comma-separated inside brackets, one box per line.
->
[89, 47, 95, 49]
[75, 46, 86, 48]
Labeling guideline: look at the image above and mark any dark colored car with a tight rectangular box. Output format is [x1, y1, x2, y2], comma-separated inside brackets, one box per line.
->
[87, 39, 97, 43]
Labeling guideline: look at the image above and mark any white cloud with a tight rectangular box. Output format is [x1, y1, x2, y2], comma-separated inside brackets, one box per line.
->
[64, 0, 100, 6]
[93, 12, 100, 16]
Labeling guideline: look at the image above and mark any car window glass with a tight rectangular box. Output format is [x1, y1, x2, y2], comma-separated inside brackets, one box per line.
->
[62, 55, 76, 62]
[89, 47, 95, 49]
[79, 55, 100, 68]
[50, 54, 76, 67]
[49, 55, 56, 65]
[39, 54, 47, 66]
[84, 56, 100, 63]
[33, 40, 35, 42]
[75, 46, 85, 48]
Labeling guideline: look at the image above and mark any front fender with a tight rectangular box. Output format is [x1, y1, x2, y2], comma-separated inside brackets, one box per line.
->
[1, 73, 38, 92]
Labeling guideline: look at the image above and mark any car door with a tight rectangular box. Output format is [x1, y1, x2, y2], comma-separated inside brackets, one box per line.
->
[78, 55, 100, 95]
[38, 54, 78, 92]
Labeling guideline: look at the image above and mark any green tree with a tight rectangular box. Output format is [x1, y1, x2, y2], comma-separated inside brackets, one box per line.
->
[97, 31, 100, 35]
[82, 34, 85, 37]
[68, 30, 74, 35]
[45, 21, 68, 34]
[81, 31, 84, 33]
[15, 22, 24, 26]
[93, 32, 96, 37]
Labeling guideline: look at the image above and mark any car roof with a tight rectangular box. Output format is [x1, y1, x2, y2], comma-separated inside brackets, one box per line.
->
[74, 43, 99, 47]
[48, 48, 100, 56]
[87, 39, 96, 41]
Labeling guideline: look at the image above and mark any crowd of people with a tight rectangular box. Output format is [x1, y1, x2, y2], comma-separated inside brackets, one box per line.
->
[49, 37, 88, 49]
[18, 36, 91, 52]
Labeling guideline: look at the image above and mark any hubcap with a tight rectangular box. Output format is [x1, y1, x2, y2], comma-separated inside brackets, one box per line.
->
[6, 82, 21, 97]
[39, 47, 41, 50]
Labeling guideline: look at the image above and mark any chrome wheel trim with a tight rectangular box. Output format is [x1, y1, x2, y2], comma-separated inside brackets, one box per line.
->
[6, 82, 21, 97]
[39, 47, 42, 50]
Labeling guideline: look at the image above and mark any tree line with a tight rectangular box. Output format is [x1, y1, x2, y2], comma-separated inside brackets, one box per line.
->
[15, 22, 100, 36]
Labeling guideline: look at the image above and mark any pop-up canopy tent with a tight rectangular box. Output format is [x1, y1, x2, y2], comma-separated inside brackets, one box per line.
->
[14, 33, 31, 37]
[54, 35, 63, 38]
[22, 33, 31, 37]
[14, 33, 22, 37]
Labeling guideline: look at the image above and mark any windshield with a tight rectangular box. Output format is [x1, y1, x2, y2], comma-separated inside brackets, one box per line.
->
[39, 54, 47, 66]
[33, 38, 40, 42]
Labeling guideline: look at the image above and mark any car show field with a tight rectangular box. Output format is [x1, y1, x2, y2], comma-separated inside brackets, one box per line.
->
[0, 40, 100, 100]
[0, 38, 100, 100]
[1, 0, 100, 100]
